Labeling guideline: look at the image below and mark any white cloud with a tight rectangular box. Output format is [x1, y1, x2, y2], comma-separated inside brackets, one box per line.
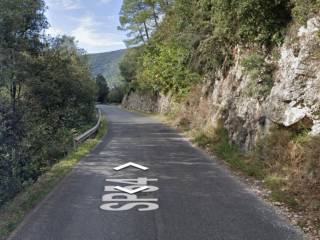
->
[71, 15, 125, 53]
[46, 0, 83, 10]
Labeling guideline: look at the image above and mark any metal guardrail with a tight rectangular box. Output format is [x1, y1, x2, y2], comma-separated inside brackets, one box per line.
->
[73, 108, 102, 146]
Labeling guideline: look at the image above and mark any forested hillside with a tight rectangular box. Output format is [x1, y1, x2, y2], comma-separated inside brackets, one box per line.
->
[119, 0, 320, 235]
[87, 49, 125, 88]
[0, 0, 96, 207]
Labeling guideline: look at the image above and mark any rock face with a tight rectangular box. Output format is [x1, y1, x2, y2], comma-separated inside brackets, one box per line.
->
[123, 17, 320, 150]
[205, 50, 271, 149]
[266, 17, 320, 135]
[122, 91, 171, 113]
[122, 90, 158, 112]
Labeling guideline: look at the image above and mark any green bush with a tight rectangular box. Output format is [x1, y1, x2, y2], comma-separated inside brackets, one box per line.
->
[0, 34, 96, 207]
[291, 0, 320, 24]
[241, 52, 275, 97]
[108, 87, 125, 103]
[138, 41, 200, 98]
[119, 46, 145, 84]
[233, 0, 291, 45]
[190, 36, 233, 74]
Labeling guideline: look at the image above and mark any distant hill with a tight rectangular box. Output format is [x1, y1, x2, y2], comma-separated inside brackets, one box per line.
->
[87, 49, 126, 88]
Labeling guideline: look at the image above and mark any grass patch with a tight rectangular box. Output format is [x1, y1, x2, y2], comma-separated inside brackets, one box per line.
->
[264, 175, 286, 190]
[193, 122, 320, 227]
[193, 125, 264, 179]
[271, 190, 299, 209]
[264, 175, 299, 209]
[0, 117, 107, 240]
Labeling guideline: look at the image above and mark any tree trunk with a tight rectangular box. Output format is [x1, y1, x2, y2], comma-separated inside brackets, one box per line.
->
[152, 4, 159, 27]
[11, 79, 16, 113]
[143, 22, 150, 40]
[138, 27, 146, 43]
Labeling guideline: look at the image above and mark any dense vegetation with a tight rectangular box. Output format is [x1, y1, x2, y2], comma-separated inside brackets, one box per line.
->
[87, 49, 125, 88]
[0, 0, 96, 207]
[119, 0, 320, 233]
[119, 0, 319, 98]
[96, 74, 110, 103]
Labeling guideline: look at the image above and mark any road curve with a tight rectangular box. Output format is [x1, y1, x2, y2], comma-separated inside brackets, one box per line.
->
[9, 105, 304, 240]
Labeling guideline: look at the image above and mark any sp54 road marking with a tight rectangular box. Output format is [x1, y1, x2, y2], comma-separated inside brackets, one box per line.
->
[100, 178, 159, 211]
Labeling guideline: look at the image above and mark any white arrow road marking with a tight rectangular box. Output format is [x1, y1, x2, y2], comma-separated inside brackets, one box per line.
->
[113, 162, 148, 171]
[114, 186, 149, 194]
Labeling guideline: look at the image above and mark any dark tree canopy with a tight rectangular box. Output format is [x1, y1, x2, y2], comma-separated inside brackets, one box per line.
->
[0, 1, 96, 206]
[96, 74, 110, 103]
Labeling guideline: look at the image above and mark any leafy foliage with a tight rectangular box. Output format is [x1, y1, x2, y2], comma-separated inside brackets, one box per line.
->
[241, 52, 276, 97]
[118, 0, 164, 46]
[96, 74, 109, 103]
[108, 87, 125, 103]
[0, 1, 96, 206]
[138, 42, 200, 96]
[291, 0, 320, 24]
[119, 46, 145, 84]
[119, 0, 294, 98]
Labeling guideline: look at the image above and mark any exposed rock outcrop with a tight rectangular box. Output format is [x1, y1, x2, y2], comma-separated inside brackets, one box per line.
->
[266, 17, 320, 135]
[123, 17, 320, 150]
[122, 90, 171, 113]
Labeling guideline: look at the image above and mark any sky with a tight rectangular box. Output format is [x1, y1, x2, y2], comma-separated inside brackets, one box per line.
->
[45, 0, 126, 53]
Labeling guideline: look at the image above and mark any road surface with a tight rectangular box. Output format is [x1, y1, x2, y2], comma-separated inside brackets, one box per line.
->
[9, 105, 304, 240]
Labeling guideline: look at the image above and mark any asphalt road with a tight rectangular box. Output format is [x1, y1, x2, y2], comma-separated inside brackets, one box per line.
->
[9, 105, 304, 240]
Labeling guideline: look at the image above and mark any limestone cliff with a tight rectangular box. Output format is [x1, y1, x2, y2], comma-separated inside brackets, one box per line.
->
[122, 17, 320, 150]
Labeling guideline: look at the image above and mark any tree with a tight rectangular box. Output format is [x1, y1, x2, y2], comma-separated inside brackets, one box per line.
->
[158, 0, 172, 11]
[96, 74, 110, 103]
[118, 0, 164, 46]
[0, 0, 47, 113]
[119, 0, 149, 46]
[108, 87, 125, 103]
[27, 35, 96, 168]
[0, 0, 48, 204]
[138, 41, 199, 96]
[144, 0, 163, 27]
[119, 46, 144, 84]
[0, 0, 97, 207]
